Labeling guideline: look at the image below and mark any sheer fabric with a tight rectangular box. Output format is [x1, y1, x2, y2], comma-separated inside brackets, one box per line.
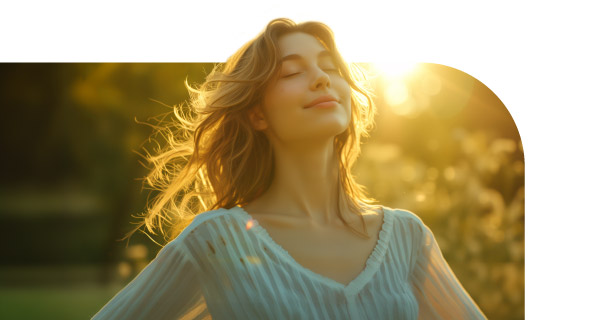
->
[409, 219, 487, 319]
[91, 238, 210, 320]
[92, 206, 486, 319]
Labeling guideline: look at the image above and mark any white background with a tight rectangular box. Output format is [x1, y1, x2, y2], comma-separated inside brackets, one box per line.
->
[2, 1, 599, 318]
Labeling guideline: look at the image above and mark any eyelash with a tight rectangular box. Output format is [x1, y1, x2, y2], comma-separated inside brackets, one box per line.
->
[282, 72, 300, 78]
[282, 67, 339, 78]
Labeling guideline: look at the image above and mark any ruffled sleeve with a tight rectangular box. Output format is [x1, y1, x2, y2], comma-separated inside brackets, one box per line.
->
[409, 218, 487, 320]
[91, 239, 210, 320]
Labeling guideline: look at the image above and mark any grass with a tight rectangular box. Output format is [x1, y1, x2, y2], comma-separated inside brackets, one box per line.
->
[0, 283, 123, 320]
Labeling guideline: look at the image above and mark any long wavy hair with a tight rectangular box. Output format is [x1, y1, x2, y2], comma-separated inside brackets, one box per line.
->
[126, 18, 379, 244]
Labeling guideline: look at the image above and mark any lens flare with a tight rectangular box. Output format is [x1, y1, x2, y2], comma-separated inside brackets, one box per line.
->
[246, 219, 257, 230]
[374, 61, 418, 79]
[384, 80, 409, 106]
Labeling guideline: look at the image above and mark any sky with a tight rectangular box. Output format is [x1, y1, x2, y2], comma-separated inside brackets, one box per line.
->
[2, 1, 599, 318]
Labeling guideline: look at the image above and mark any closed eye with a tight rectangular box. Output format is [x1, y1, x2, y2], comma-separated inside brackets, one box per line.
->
[282, 72, 301, 78]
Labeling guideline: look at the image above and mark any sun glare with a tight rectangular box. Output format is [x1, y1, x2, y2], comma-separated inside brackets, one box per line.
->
[372, 61, 424, 117]
[384, 80, 409, 106]
[373, 61, 419, 80]
[336, 35, 443, 119]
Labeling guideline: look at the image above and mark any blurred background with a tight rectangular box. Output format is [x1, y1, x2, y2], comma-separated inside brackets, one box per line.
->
[0, 63, 523, 319]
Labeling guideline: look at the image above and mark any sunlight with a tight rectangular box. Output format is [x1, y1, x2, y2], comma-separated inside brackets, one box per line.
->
[246, 256, 262, 265]
[373, 61, 419, 80]
[373, 61, 426, 118]
[245, 219, 257, 230]
[384, 80, 409, 106]
[388, 95, 420, 118]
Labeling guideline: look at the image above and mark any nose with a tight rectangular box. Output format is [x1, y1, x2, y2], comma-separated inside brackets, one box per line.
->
[310, 67, 331, 91]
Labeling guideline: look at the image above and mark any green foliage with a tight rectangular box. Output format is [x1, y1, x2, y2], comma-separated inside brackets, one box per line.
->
[355, 131, 524, 319]
[0, 63, 523, 319]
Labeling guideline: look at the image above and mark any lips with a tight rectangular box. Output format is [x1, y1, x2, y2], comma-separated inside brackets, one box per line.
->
[304, 95, 339, 108]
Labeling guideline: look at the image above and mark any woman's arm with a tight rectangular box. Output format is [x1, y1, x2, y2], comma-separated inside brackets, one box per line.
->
[410, 219, 487, 320]
[91, 239, 210, 320]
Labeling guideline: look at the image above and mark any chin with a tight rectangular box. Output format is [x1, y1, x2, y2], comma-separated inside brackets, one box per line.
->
[323, 121, 350, 138]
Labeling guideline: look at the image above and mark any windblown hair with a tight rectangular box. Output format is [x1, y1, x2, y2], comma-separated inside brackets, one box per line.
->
[126, 18, 379, 244]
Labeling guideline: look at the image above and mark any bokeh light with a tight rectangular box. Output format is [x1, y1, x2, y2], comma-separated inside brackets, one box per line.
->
[373, 61, 418, 80]
[0, 63, 522, 320]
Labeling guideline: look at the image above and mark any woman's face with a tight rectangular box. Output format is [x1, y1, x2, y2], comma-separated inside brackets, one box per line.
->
[251, 32, 352, 146]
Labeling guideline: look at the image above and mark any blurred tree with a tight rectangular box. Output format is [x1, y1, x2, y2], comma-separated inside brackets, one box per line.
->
[0, 63, 523, 319]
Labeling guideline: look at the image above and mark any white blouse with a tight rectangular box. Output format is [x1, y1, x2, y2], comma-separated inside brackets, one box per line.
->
[92, 206, 487, 319]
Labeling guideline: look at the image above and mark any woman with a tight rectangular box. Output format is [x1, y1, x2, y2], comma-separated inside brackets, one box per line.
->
[92, 18, 487, 319]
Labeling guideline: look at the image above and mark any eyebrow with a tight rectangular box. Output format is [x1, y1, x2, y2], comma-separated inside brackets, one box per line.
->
[280, 50, 333, 63]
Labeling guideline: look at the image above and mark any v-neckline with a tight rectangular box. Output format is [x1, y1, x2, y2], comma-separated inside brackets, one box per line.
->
[233, 205, 393, 295]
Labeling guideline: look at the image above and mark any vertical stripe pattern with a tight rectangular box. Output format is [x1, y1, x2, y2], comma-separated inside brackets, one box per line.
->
[92, 206, 487, 320]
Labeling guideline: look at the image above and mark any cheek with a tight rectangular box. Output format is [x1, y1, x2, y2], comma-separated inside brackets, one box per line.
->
[334, 80, 352, 111]
[262, 83, 305, 132]
[333, 78, 351, 98]
[264, 82, 303, 110]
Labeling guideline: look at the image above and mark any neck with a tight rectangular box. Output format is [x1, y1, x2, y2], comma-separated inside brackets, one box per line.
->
[245, 137, 348, 226]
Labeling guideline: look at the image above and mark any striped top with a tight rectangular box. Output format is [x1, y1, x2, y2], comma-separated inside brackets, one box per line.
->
[92, 206, 487, 319]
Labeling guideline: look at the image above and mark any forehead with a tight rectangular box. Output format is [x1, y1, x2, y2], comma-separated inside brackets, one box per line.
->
[277, 32, 328, 58]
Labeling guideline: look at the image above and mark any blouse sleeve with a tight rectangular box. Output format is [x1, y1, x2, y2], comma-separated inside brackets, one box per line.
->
[91, 239, 211, 320]
[409, 219, 487, 320]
